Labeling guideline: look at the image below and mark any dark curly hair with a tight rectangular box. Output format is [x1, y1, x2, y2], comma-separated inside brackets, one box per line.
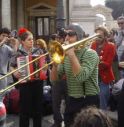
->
[71, 106, 113, 127]
[0, 27, 11, 35]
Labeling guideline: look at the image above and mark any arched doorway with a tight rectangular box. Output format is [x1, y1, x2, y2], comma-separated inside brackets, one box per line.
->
[26, 2, 56, 41]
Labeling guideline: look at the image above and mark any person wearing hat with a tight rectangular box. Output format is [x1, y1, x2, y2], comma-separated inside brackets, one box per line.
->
[50, 23, 100, 127]
[11, 28, 47, 127]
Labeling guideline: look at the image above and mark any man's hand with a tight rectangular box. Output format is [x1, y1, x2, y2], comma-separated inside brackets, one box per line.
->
[9, 37, 19, 51]
[13, 71, 22, 79]
[65, 47, 75, 58]
[0, 37, 9, 46]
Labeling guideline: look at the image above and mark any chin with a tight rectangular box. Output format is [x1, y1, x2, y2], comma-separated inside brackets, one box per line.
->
[29, 46, 33, 49]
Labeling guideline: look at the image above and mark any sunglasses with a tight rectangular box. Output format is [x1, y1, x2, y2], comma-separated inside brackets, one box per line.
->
[65, 31, 77, 37]
[118, 22, 124, 25]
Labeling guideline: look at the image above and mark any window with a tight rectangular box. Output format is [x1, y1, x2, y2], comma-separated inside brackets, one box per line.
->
[35, 17, 50, 36]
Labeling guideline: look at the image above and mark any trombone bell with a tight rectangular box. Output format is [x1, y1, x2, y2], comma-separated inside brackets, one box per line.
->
[48, 33, 99, 64]
[48, 41, 65, 64]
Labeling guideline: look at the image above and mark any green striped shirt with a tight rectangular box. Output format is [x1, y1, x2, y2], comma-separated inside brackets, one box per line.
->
[57, 47, 100, 98]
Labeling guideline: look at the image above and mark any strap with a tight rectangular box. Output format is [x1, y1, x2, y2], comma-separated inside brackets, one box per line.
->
[32, 48, 40, 54]
[17, 49, 28, 56]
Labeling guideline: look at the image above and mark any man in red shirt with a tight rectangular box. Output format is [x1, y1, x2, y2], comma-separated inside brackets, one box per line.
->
[91, 26, 116, 110]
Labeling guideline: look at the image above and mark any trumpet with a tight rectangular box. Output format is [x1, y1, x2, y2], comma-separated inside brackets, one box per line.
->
[0, 33, 99, 94]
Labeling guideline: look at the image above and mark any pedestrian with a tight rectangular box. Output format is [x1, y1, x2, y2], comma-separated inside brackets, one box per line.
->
[50, 29, 67, 127]
[50, 23, 100, 127]
[11, 28, 46, 127]
[0, 27, 18, 127]
[118, 83, 124, 127]
[91, 26, 116, 110]
[114, 15, 124, 78]
[116, 15, 124, 127]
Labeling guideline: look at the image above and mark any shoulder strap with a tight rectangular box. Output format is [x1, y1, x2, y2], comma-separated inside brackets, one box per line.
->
[17, 49, 28, 56]
[32, 48, 40, 54]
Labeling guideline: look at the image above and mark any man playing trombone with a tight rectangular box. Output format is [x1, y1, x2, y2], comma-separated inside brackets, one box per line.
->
[50, 23, 100, 127]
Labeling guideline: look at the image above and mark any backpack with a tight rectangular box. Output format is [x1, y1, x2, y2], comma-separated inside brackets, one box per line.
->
[108, 79, 124, 111]
[112, 78, 124, 96]
[3, 88, 20, 114]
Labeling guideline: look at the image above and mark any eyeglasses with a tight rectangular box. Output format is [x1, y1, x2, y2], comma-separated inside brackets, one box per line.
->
[65, 31, 77, 37]
[118, 22, 124, 25]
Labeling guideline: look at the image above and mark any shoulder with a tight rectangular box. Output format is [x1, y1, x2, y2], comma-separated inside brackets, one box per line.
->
[83, 48, 99, 61]
[82, 48, 99, 65]
[32, 48, 43, 54]
[107, 42, 116, 49]
[91, 41, 97, 49]
[2, 44, 14, 53]
[3, 44, 12, 49]
[86, 48, 98, 56]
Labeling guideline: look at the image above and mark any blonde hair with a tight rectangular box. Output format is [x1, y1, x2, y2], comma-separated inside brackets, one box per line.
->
[35, 39, 47, 50]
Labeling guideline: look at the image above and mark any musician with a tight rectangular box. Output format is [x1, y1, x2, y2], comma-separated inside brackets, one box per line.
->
[0, 27, 18, 127]
[11, 28, 46, 127]
[50, 23, 100, 127]
[91, 26, 116, 110]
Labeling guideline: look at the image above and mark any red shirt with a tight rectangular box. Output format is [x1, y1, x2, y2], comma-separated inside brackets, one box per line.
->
[91, 41, 116, 84]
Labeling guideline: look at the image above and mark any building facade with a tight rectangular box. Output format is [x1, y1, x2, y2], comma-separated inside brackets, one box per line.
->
[0, 0, 115, 40]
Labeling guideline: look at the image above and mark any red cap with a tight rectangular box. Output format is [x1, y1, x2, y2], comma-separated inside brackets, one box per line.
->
[18, 28, 28, 36]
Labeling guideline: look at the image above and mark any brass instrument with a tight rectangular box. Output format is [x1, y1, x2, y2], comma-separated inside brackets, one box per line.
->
[0, 53, 49, 81]
[49, 33, 99, 64]
[0, 33, 99, 94]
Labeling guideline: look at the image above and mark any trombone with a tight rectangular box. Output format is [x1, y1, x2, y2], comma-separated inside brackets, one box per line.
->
[0, 53, 49, 81]
[0, 33, 99, 94]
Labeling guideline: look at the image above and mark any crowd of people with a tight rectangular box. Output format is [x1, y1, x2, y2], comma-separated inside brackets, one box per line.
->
[0, 15, 124, 127]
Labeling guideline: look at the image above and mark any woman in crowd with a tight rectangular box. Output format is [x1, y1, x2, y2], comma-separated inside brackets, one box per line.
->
[11, 28, 46, 127]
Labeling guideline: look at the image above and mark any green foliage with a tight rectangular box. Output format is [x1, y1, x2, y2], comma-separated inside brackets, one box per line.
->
[105, 0, 124, 20]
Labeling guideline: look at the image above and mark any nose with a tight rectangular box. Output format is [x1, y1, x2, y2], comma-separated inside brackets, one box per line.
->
[31, 39, 34, 43]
